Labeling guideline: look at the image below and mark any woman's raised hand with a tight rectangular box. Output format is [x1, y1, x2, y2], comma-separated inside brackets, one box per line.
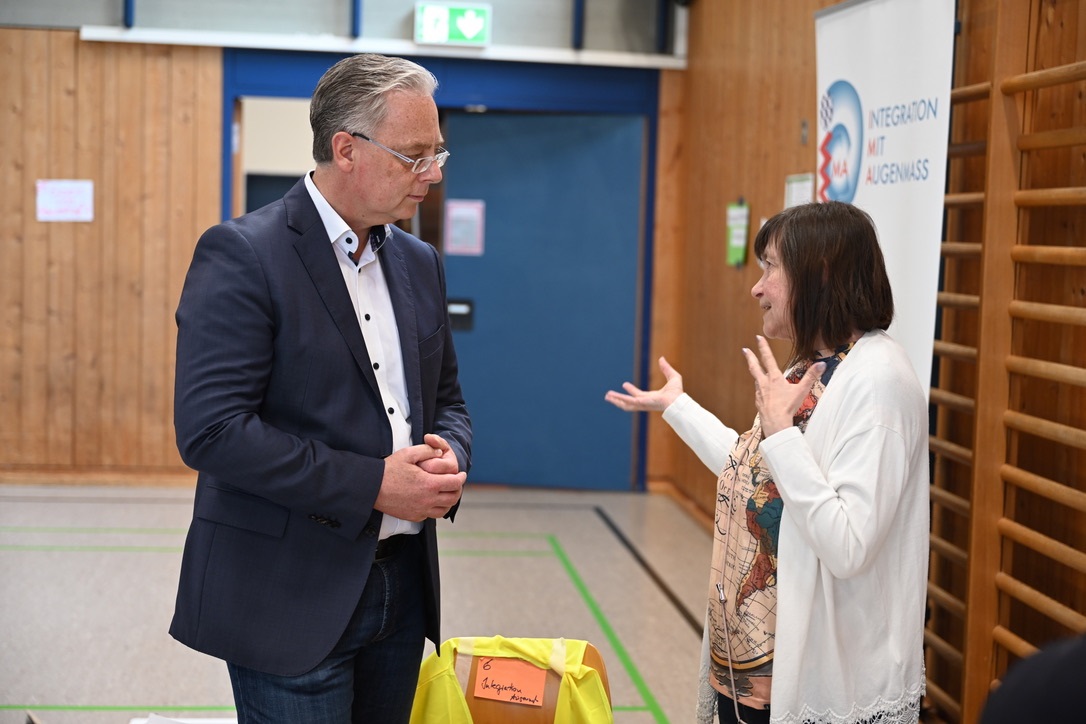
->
[605, 356, 685, 412]
[743, 336, 824, 437]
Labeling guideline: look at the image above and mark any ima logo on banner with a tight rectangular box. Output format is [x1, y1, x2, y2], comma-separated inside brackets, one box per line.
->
[818, 80, 863, 203]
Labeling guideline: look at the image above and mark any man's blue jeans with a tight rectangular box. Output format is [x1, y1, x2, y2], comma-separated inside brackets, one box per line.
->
[227, 534, 426, 723]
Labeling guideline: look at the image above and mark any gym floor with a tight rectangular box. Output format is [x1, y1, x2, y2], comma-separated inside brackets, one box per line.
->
[1, 483, 713, 723]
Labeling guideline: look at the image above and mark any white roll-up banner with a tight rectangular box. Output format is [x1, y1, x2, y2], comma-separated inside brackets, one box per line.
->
[816, 0, 956, 395]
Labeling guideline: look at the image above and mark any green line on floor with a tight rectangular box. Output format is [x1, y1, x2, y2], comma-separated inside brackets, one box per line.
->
[439, 549, 551, 556]
[548, 534, 668, 724]
[0, 526, 187, 534]
[441, 531, 550, 539]
[0, 705, 235, 712]
[0, 544, 183, 553]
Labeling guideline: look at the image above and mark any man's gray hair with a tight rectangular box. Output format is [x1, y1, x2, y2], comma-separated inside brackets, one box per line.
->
[310, 53, 438, 164]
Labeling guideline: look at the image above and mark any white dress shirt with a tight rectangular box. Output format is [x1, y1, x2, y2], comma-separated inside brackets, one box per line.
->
[304, 172, 420, 538]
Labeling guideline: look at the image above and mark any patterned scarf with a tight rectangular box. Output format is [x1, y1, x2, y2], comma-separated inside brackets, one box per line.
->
[706, 344, 852, 702]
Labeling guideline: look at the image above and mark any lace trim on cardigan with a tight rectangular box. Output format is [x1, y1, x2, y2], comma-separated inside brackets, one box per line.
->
[773, 676, 926, 724]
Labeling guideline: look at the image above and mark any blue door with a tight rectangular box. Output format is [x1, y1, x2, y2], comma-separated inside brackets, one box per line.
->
[443, 112, 644, 490]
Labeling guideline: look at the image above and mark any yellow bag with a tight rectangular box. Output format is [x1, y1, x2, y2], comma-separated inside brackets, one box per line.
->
[411, 636, 613, 724]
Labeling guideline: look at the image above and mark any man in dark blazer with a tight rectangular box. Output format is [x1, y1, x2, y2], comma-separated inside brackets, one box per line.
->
[170, 53, 471, 723]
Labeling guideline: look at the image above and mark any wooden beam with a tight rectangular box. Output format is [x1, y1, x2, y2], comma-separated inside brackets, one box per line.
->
[961, 0, 1033, 719]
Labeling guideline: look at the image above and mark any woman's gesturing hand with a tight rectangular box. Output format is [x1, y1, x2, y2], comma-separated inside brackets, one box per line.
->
[743, 336, 824, 437]
[605, 356, 685, 413]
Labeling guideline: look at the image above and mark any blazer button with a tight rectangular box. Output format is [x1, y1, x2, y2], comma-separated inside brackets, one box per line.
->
[309, 514, 333, 526]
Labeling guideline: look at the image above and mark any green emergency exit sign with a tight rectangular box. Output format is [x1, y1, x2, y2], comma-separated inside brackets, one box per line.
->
[415, 3, 492, 46]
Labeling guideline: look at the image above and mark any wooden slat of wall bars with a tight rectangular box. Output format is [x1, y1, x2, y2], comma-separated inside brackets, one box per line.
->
[925, 680, 960, 723]
[929, 436, 974, 467]
[941, 242, 983, 256]
[1002, 463, 1086, 512]
[994, 570, 1086, 633]
[991, 625, 1037, 660]
[998, 518, 1086, 574]
[1000, 58, 1086, 92]
[929, 388, 977, 415]
[937, 292, 981, 310]
[929, 582, 968, 618]
[929, 485, 971, 518]
[933, 340, 978, 362]
[959, 0, 1032, 718]
[1010, 245, 1086, 265]
[1018, 125, 1086, 150]
[1015, 186, 1086, 205]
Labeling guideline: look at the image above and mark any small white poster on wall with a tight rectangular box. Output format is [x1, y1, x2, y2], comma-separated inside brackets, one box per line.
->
[36, 179, 94, 222]
[784, 172, 815, 208]
[445, 199, 485, 256]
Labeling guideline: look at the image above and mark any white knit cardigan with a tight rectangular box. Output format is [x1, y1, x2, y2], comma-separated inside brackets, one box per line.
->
[665, 330, 929, 724]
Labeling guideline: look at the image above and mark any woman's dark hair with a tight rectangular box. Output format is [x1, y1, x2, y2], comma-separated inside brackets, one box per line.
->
[753, 201, 894, 364]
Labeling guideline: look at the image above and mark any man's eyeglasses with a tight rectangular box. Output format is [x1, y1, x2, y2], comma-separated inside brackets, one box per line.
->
[351, 132, 450, 174]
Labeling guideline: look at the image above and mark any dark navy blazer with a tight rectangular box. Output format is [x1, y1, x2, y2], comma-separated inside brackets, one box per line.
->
[169, 177, 471, 676]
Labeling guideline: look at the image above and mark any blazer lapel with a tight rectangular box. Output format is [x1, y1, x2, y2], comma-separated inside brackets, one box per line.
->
[381, 230, 424, 443]
[284, 179, 381, 396]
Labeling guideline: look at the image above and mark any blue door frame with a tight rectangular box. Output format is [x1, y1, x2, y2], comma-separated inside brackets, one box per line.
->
[220, 48, 660, 489]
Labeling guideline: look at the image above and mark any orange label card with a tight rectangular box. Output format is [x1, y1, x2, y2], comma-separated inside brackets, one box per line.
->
[472, 656, 546, 707]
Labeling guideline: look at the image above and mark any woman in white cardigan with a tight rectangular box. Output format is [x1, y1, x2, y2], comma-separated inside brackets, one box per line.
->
[606, 202, 929, 724]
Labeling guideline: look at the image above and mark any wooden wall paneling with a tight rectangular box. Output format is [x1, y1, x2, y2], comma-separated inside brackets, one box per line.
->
[645, 68, 686, 492]
[47, 30, 79, 467]
[74, 36, 106, 467]
[95, 42, 122, 469]
[674, 0, 836, 513]
[672, 0, 742, 508]
[22, 30, 51, 465]
[182, 44, 224, 479]
[166, 45, 197, 468]
[0, 29, 26, 464]
[110, 42, 146, 467]
[960, 0, 1033, 718]
[142, 44, 172, 466]
[0, 33, 220, 478]
[193, 46, 222, 238]
[232, 99, 245, 219]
